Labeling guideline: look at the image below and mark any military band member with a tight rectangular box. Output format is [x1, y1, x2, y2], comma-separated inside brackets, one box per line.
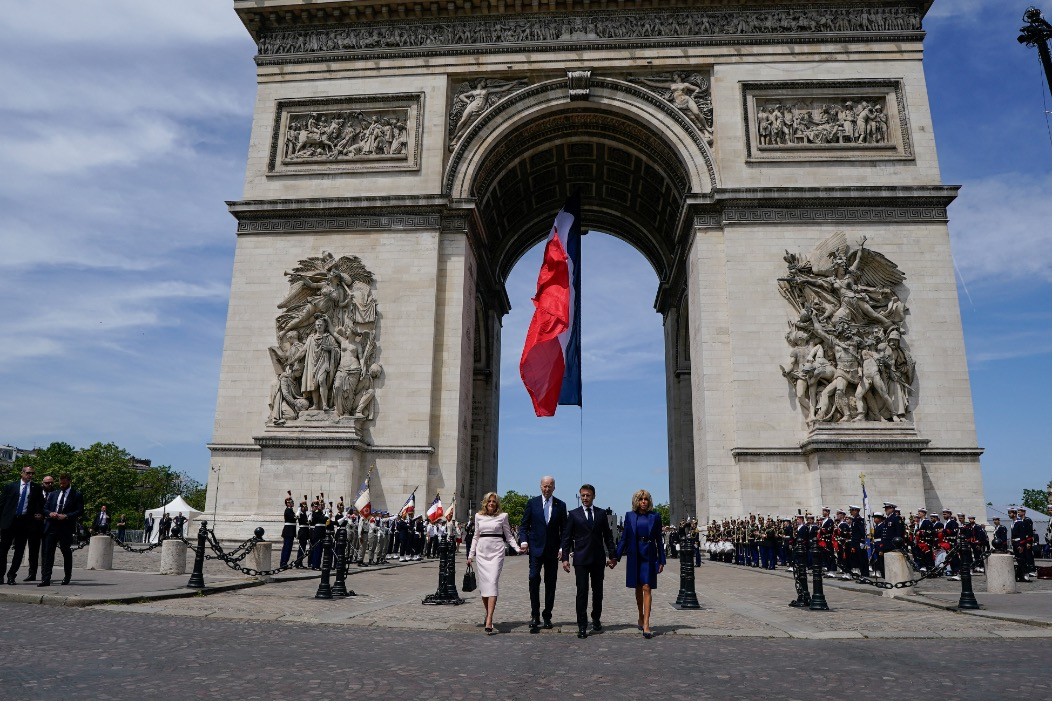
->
[309, 501, 327, 570]
[911, 508, 933, 572]
[280, 496, 297, 568]
[940, 509, 959, 576]
[1009, 507, 1032, 582]
[967, 515, 987, 573]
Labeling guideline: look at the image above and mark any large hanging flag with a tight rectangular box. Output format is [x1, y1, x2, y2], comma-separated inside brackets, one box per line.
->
[399, 487, 417, 518]
[427, 494, 445, 523]
[519, 192, 582, 417]
[353, 473, 372, 519]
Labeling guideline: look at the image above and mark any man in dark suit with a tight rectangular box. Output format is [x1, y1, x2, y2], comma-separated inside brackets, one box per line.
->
[1, 466, 45, 584]
[560, 484, 616, 638]
[92, 505, 111, 535]
[40, 472, 85, 586]
[143, 513, 155, 544]
[518, 475, 568, 632]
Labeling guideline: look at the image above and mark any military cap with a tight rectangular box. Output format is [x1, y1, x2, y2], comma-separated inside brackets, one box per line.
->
[821, 506, 830, 511]
[848, 505, 861, 510]
[917, 508, 927, 514]
[882, 501, 896, 509]
[872, 512, 884, 518]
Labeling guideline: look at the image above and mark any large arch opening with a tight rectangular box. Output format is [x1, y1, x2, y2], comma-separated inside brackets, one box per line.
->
[456, 95, 702, 521]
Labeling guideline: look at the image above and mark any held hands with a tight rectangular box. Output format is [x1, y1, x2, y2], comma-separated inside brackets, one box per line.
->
[658, 563, 665, 574]
[606, 558, 617, 569]
[562, 560, 571, 573]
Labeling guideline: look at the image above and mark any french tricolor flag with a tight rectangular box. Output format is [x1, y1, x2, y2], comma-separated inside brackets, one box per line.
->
[519, 193, 582, 417]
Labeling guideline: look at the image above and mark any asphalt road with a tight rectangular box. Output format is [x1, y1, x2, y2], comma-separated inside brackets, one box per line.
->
[0, 603, 1049, 700]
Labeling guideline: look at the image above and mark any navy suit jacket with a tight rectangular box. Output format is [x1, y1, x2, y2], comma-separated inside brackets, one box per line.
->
[560, 506, 615, 566]
[0, 479, 44, 530]
[518, 495, 567, 557]
[43, 487, 84, 536]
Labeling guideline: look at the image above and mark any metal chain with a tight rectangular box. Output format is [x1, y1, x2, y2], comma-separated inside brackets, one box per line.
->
[851, 541, 992, 590]
[106, 532, 163, 554]
[180, 534, 326, 577]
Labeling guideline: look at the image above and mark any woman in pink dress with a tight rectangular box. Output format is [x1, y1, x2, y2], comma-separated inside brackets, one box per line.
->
[467, 492, 523, 634]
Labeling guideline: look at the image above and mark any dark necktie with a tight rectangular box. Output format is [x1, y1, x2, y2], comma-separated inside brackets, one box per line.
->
[585, 506, 593, 525]
[16, 483, 28, 516]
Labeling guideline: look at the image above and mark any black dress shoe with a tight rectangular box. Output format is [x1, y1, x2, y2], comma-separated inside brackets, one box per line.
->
[529, 618, 541, 628]
[5, 578, 15, 585]
[542, 620, 554, 629]
[591, 621, 603, 633]
[577, 629, 588, 639]
[38, 581, 51, 587]
[61, 578, 70, 586]
[24, 575, 36, 582]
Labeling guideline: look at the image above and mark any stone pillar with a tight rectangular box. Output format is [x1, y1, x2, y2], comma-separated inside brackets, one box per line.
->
[252, 541, 273, 578]
[985, 553, 1016, 594]
[160, 539, 188, 575]
[882, 552, 913, 598]
[86, 535, 114, 570]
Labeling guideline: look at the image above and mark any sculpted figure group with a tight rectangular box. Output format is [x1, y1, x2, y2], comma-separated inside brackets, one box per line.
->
[778, 232, 915, 424]
[757, 98, 890, 147]
[284, 111, 409, 162]
[268, 252, 382, 434]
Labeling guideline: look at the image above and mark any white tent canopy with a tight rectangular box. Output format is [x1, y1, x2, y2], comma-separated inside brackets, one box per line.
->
[144, 495, 203, 543]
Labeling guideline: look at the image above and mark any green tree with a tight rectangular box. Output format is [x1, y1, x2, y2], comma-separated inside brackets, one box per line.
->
[500, 490, 531, 530]
[655, 503, 671, 526]
[69, 442, 141, 525]
[1022, 488, 1050, 514]
[6, 441, 77, 485]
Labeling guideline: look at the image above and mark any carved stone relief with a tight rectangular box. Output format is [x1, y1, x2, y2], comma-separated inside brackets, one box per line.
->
[448, 78, 529, 148]
[269, 94, 423, 174]
[742, 81, 912, 160]
[256, 7, 923, 62]
[628, 72, 713, 144]
[777, 232, 915, 425]
[268, 251, 383, 438]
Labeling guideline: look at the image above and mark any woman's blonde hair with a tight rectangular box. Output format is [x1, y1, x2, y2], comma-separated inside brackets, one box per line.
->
[478, 491, 501, 516]
[632, 489, 654, 512]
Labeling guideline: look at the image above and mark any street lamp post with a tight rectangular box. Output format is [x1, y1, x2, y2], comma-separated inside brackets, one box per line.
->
[1018, 6, 1052, 90]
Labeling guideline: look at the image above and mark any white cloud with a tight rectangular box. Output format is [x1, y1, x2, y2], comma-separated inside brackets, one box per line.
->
[947, 173, 1052, 286]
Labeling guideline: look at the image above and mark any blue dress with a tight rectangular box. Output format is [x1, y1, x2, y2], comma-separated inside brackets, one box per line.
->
[615, 511, 665, 589]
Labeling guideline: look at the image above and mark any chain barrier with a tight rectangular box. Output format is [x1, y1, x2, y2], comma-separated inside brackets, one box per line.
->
[106, 532, 163, 554]
[851, 540, 992, 590]
[180, 532, 325, 578]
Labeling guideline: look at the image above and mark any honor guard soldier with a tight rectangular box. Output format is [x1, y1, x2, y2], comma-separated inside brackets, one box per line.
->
[294, 501, 311, 568]
[309, 501, 327, 570]
[819, 507, 836, 576]
[880, 502, 904, 560]
[912, 508, 933, 572]
[280, 495, 297, 568]
[848, 505, 868, 576]
[833, 510, 852, 579]
[870, 511, 886, 577]
[1009, 507, 1032, 582]
[991, 516, 1009, 553]
[941, 509, 959, 576]
[967, 515, 987, 572]
[803, 513, 820, 568]
[779, 517, 794, 568]
[1018, 508, 1037, 576]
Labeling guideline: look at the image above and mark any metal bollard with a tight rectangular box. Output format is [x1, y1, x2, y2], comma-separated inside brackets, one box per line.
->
[957, 535, 981, 610]
[808, 540, 830, 610]
[331, 526, 353, 597]
[790, 538, 811, 607]
[422, 537, 465, 605]
[676, 529, 701, 609]
[315, 529, 334, 600]
[186, 521, 208, 590]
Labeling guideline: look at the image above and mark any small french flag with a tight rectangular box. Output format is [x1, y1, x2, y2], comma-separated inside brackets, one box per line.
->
[519, 192, 582, 417]
[427, 494, 445, 523]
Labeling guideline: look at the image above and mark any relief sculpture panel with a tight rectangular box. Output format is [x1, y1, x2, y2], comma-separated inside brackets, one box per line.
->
[269, 94, 423, 174]
[778, 232, 915, 426]
[267, 251, 383, 439]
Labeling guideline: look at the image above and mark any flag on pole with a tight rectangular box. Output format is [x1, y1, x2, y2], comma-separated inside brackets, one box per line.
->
[427, 494, 445, 523]
[443, 498, 456, 521]
[399, 487, 417, 517]
[860, 472, 873, 537]
[519, 192, 582, 417]
[353, 475, 372, 518]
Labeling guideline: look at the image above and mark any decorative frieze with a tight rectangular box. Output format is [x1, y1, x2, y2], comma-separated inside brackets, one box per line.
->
[236, 214, 442, 234]
[742, 80, 912, 160]
[269, 94, 424, 174]
[255, 6, 923, 63]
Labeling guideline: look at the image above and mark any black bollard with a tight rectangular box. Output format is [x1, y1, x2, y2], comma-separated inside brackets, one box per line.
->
[423, 536, 465, 605]
[187, 520, 208, 590]
[790, 539, 810, 607]
[676, 529, 701, 610]
[331, 526, 353, 597]
[957, 535, 980, 610]
[315, 528, 334, 600]
[808, 540, 830, 611]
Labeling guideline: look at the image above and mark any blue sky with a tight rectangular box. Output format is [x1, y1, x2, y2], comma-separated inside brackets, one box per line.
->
[0, 1, 1050, 514]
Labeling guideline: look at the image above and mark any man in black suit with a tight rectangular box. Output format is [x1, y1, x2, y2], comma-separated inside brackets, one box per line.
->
[92, 505, 111, 535]
[518, 475, 568, 632]
[143, 513, 155, 544]
[1, 466, 45, 584]
[40, 472, 85, 586]
[560, 484, 616, 638]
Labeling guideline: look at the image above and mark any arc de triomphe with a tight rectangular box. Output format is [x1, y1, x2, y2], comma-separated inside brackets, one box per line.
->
[207, 0, 985, 537]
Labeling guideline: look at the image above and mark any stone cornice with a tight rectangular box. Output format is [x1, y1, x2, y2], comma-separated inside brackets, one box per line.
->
[252, 433, 435, 454]
[800, 422, 931, 454]
[919, 447, 985, 458]
[237, 2, 930, 64]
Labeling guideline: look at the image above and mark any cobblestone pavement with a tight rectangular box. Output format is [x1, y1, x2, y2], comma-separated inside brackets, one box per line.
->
[0, 602, 1048, 700]
[94, 553, 1050, 639]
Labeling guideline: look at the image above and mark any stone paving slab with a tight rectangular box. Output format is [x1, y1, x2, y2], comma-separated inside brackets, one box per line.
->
[92, 553, 1051, 640]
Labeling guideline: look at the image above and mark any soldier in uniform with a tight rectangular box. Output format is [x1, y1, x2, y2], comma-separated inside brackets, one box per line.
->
[940, 509, 959, 576]
[761, 516, 778, 570]
[294, 501, 311, 568]
[1018, 507, 1037, 576]
[878, 502, 904, 577]
[309, 501, 327, 570]
[1009, 507, 1032, 582]
[911, 508, 934, 572]
[819, 507, 836, 575]
[413, 514, 426, 560]
[990, 516, 1009, 553]
[967, 515, 987, 573]
[847, 505, 868, 576]
[280, 496, 297, 568]
[779, 517, 794, 568]
[869, 511, 886, 577]
[833, 510, 852, 579]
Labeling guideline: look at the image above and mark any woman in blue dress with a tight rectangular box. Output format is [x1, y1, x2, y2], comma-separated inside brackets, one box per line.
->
[614, 489, 665, 638]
